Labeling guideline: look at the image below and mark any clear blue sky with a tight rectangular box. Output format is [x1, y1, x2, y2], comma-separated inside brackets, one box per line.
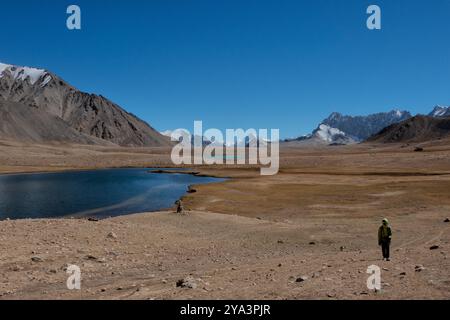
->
[1, 0, 450, 138]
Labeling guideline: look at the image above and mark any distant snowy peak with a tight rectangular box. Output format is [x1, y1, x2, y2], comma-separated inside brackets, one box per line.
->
[314, 124, 345, 142]
[429, 105, 450, 118]
[0, 62, 52, 87]
[312, 124, 356, 144]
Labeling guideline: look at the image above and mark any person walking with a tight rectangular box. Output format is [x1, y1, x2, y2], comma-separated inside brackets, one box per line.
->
[175, 200, 184, 215]
[378, 218, 392, 261]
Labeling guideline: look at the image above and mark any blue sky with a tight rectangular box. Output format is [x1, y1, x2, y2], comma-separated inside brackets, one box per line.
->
[1, 0, 450, 138]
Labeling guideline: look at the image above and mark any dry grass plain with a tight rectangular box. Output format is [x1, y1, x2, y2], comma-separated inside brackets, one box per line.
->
[0, 138, 449, 299]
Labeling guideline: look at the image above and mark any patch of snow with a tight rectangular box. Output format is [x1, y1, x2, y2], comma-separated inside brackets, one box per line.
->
[0, 62, 51, 86]
[430, 106, 450, 117]
[315, 124, 347, 142]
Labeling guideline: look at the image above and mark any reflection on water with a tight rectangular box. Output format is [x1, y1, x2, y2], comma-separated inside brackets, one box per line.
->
[0, 168, 224, 220]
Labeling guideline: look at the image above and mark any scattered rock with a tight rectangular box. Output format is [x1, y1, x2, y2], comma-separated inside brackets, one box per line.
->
[399, 272, 407, 276]
[88, 217, 99, 222]
[430, 245, 440, 250]
[414, 147, 424, 152]
[309, 241, 316, 245]
[107, 232, 118, 239]
[415, 265, 425, 272]
[339, 246, 346, 252]
[31, 256, 43, 263]
[277, 240, 284, 244]
[176, 276, 197, 289]
[295, 276, 308, 283]
[86, 255, 98, 261]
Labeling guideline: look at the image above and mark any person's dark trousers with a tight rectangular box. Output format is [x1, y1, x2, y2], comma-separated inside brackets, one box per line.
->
[381, 240, 390, 259]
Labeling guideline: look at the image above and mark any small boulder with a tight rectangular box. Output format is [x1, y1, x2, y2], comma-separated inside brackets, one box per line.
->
[296, 276, 308, 283]
[430, 245, 440, 250]
[414, 147, 424, 152]
[107, 232, 118, 239]
[444, 218, 450, 223]
[31, 256, 43, 263]
[176, 276, 197, 289]
[415, 265, 425, 272]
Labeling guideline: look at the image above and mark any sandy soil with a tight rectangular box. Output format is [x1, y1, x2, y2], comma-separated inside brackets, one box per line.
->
[0, 138, 449, 299]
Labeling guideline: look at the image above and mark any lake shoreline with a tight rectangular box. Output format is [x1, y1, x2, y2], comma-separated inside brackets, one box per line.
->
[0, 168, 226, 221]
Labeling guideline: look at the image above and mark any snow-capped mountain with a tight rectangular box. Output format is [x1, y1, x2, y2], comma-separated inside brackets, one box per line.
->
[0, 62, 170, 146]
[321, 110, 412, 141]
[312, 124, 356, 144]
[284, 110, 410, 146]
[429, 105, 450, 118]
[283, 124, 355, 146]
[0, 63, 52, 87]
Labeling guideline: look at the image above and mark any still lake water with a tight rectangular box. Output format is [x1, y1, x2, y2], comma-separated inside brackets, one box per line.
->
[0, 169, 224, 220]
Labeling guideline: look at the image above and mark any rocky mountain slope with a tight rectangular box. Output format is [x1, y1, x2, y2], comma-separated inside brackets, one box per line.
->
[0, 62, 170, 147]
[0, 100, 108, 145]
[367, 115, 450, 143]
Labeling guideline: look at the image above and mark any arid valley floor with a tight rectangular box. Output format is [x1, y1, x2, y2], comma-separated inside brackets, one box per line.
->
[0, 139, 449, 299]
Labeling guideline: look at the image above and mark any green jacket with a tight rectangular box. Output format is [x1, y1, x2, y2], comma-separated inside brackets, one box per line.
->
[378, 225, 392, 244]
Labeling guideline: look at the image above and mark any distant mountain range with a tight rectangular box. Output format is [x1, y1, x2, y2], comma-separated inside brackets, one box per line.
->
[0, 62, 170, 147]
[285, 107, 450, 146]
[2, 62, 449, 147]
